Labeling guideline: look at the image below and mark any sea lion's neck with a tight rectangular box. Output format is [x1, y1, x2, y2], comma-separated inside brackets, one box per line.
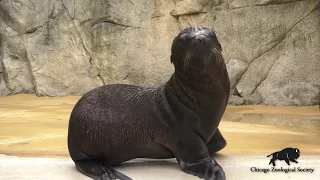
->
[174, 66, 230, 95]
[163, 69, 229, 141]
[164, 70, 229, 112]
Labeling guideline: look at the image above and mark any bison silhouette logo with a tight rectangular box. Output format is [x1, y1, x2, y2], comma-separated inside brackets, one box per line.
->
[267, 148, 300, 166]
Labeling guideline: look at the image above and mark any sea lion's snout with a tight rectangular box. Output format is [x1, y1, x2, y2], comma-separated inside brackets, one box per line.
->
[171, 26, 224, 77]
[195, 34, 207, 43]
[188, 26, 221, 51]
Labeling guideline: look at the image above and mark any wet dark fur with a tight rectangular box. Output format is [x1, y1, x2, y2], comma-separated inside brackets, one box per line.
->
[68, 26, 230, 180]
[267, 148, 300, 166]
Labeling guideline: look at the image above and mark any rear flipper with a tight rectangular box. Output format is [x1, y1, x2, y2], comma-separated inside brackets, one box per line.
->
[75, 160, 132, 180]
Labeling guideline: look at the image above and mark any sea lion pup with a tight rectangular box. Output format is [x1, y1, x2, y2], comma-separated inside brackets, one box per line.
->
[68, 26, 230, 180]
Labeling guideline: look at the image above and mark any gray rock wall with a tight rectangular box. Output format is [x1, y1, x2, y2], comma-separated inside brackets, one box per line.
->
[0, 0, 319, 105]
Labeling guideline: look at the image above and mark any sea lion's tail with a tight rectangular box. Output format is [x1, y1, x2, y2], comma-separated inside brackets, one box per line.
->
[267, 153, 273, 157]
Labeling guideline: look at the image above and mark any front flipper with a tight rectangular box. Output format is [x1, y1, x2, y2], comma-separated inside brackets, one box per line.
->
[206, 128, 226, 155]
[75, 160, 132, 180]
[169, 134, 226, 180]
[180, 157, 225, 180]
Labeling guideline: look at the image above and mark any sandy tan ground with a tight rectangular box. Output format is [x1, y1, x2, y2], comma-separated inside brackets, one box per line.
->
[0, 94, 319, 156]
[0, 94, 319, 180]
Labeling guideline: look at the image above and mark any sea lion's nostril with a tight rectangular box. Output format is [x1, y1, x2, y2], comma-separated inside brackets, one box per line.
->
[196, 35, 206, 42]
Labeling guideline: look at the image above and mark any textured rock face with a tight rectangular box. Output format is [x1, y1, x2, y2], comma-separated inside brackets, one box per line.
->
[0, 0, 319, 105]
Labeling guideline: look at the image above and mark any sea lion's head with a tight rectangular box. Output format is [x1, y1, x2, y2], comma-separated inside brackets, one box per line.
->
[171, 26, 224, 78]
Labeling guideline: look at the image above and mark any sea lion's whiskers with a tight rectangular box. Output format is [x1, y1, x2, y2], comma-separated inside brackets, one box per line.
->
[183, 52, 189, 71]
[184, 51, 193, 71]
[212, 47, 223, 65]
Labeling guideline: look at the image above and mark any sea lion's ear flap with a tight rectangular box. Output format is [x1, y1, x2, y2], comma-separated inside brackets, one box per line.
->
[170, 55, 174, 63]
[218, 42, 222, 51]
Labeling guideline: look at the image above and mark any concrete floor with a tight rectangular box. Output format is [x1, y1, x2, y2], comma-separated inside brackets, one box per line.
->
[0, 94, 319, 180]
[1, 155, 319, 180]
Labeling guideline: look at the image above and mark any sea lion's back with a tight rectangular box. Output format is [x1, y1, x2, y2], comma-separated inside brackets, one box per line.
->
[72, 84, 154, 119]
[67, 84, 167, 161]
